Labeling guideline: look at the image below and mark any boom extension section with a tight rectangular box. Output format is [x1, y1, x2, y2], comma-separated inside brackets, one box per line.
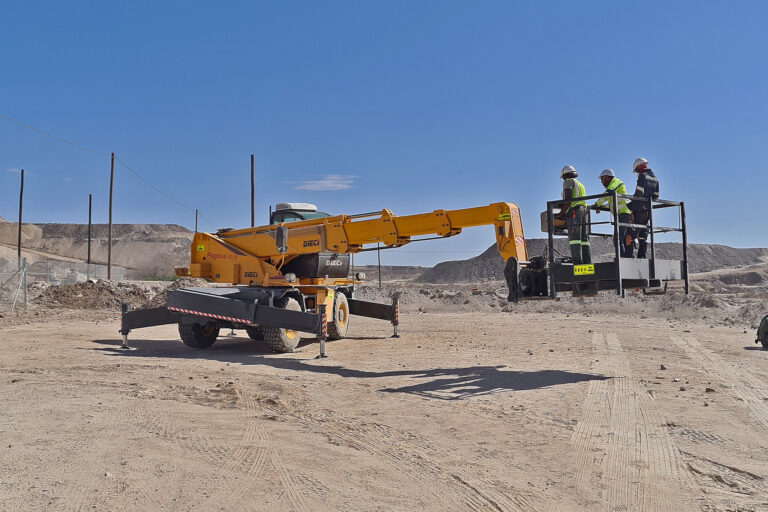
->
[177, 202, 528, 288]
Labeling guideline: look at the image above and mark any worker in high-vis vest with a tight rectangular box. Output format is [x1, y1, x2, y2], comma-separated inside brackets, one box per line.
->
[593, 168, 633, 257]
[557, 165, 591, 265]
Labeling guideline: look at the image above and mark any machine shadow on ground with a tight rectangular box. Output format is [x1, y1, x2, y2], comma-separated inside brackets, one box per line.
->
[90, 337, 609, 400]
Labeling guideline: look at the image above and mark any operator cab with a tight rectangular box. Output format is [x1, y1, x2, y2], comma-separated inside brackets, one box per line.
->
[271, 203, 331, 224]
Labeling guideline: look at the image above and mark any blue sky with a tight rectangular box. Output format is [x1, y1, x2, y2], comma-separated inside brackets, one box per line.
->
[1, 1, 766, 266]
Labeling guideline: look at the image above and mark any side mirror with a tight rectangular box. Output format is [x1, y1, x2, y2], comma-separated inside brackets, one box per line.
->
[276, 226, 288, 254]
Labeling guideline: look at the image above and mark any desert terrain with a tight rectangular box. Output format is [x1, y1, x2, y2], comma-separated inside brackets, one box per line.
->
[0, 222, 767, 511]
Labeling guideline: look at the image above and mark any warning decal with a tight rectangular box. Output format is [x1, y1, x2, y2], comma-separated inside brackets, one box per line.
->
[573, 264, 595, 276]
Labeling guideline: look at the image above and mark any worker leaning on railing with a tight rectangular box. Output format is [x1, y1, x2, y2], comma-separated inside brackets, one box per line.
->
[556, 165, 592, 265]
[593, 168, 633, 258]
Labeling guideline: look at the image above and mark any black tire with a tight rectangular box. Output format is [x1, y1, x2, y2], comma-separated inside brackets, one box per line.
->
[245, 325, 264, 341]
[759, 315, 768, 350]
[263, 297, 302, 353]
[178, 321, 220, 349]
[327, 292, 350, 340]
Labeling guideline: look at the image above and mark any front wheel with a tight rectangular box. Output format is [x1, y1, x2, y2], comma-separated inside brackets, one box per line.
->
[327, 292, 350, 340]
[178, 321, 220, 349]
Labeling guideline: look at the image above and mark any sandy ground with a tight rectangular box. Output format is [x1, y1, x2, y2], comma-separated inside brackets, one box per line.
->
[2, 305, 767, 511]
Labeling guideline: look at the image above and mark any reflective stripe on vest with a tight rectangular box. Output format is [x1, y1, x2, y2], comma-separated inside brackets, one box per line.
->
[607, 178, 631, 215]
[567, 178, 587, 211]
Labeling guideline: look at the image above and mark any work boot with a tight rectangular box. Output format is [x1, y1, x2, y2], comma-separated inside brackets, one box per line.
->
[637, 240, 648, 259]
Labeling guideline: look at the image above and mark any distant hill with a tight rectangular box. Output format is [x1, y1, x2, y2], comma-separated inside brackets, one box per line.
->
[416, 239, 768, 283]
[0, 222, 193, 278]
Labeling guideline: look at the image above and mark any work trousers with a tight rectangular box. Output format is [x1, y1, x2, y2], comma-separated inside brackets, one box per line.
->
[566, 206, 591, 264]
[617, 212, 632, 258]
[633, 209, 650, 258]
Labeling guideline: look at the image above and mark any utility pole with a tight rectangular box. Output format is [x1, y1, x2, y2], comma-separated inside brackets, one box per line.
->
[17, 169, 24, 270]
[87, 194, 92, 279]
[195, 209, 199, 233]
[108, 152, 115, 279]
[250, 154, 255, 228]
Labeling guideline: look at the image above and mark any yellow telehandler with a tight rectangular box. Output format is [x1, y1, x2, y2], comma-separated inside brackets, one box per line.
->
[121, 202, 530, 352]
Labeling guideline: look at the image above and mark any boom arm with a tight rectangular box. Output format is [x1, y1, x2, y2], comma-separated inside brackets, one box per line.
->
[180, 202, 528, 286]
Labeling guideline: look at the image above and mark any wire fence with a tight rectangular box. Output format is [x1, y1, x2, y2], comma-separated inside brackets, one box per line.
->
[0, 260, 27, 313]
[0, 258, 125, 313]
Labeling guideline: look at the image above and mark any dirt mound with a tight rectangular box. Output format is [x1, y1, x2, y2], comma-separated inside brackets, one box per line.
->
[354, 283, 509, 313]
[729, 302, 768, 329]
[717, 271, 766, 286]
[31, 280, 160, 310]
[417, 240, 768, 283]
[139, 277, 212, 308]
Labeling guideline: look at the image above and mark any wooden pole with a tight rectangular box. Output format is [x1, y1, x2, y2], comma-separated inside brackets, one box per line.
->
[87, 194, 92, 278]
[17, 169, 24, 270]
[250, 154, 255, 228]
[108, 152, 114, 279]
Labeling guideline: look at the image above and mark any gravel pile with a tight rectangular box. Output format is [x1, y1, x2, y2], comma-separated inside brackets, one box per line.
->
[31, 280, 160, 310]
[139, 277, 212, 308]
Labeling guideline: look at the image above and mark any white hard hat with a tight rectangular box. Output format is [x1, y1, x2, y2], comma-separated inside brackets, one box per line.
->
[560, 165, 576, 178]
[633, 157, 648, 172]
[599, 168, 615, 178]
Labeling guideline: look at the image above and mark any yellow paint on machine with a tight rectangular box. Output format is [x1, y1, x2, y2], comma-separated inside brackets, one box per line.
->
[176, 202, 529, 286]
[573, 264, 595, 276]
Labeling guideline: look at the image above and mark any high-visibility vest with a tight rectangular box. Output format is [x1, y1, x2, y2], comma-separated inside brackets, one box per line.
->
[564, 178, 587, 211]
[595, 177, 631, 215]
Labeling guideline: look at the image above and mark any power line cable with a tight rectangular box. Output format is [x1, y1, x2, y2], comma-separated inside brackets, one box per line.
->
[0, 112, 108, 156]
[113, 156, 215, 223]
[0, 111, 218, 229]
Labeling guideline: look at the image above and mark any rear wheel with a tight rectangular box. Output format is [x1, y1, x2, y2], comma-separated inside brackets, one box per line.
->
[178, 321, 220, 349]
[327, 292, 349, 340]
[245, 325, 264, 341]
[263, 297, 302, 353]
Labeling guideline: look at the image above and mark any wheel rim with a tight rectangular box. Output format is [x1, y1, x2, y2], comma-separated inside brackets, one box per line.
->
[285, 329, 297, 339]
[337, 302, 347, 327]
[201, 325, 216, 336]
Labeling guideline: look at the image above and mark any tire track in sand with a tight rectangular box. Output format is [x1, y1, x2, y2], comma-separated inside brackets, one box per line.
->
[671, 336, 768, 430]
[276, 408, 535, 511]
[62, 393, 168, 512]
[567, 332, 692, 511]
[201, 386, 306, 511]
